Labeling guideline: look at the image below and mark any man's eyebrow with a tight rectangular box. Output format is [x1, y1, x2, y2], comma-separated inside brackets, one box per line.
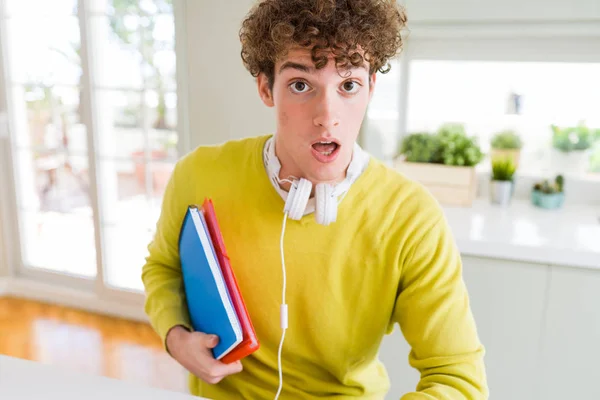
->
[278, 61, 369, 75]
[278, 61, 313, 74]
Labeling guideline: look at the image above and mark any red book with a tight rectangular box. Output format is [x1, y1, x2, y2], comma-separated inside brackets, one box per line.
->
[201, 198, 260, 364]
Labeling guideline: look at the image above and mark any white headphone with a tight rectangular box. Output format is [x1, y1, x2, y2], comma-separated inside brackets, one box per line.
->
[263, 136, 369, 398]
[263, 136, 369, 226]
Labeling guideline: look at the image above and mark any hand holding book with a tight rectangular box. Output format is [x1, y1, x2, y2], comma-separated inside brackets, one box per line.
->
[165, 325, 243, 384]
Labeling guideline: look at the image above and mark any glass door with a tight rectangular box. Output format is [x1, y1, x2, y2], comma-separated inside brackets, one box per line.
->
[0, 0, 182, 295]
[3, 0, 97, 285]
[89, 0, 179, 292]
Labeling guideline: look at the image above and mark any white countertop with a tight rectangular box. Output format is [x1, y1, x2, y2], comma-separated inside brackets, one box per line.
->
[0, 355, 205, 400]
[443, 199, 600, 270]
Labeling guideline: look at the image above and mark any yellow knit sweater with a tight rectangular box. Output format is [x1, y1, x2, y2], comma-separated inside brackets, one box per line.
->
[141, 134, 488, 399]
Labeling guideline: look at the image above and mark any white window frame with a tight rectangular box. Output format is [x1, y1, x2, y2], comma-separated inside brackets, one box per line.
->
[0, 0, 191, 318]
[394, 22, 600, 204]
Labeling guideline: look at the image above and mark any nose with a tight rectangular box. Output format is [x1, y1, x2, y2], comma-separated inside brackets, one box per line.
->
[312, 91, 340, 129]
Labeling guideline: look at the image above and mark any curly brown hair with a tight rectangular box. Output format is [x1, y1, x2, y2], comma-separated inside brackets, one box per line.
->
[239, 0, 408, 89]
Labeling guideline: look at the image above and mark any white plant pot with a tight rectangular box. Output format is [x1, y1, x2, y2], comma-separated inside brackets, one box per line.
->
[490, 180, 513, 207]
[550, 149, 589, 176]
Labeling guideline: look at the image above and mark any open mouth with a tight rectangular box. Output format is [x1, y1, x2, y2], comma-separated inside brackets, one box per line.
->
[311, 141, 339, 156]
[311, 139, 341, 163]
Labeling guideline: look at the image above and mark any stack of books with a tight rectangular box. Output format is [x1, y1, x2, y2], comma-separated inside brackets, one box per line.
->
[178, 198, 259, 362]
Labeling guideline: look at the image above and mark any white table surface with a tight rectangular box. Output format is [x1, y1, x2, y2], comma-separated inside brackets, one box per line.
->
[0, 355, 206, 400]
[443, 198, 600, 269]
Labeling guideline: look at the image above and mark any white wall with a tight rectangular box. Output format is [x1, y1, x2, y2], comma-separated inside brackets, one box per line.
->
[183, 0, 275, 149]
[404, 0, 600, 22]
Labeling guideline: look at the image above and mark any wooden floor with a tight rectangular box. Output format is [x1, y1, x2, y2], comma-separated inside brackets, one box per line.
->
[0, 296, 188, 393]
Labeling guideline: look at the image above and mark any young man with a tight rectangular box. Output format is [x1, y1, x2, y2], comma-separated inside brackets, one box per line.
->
[141, 1, 488, 399]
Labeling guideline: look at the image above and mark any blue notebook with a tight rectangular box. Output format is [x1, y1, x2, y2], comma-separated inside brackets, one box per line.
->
[178, 205, 243, 360]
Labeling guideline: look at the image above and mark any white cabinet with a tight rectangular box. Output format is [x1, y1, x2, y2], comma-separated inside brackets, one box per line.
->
[378, 254, 600, 399]
[404, 0, 600, 23]
[461, 256, 549, 400]
[379, 256, 550, 399]
[538, 266, 600, 400]
[380, 326, 420, 399]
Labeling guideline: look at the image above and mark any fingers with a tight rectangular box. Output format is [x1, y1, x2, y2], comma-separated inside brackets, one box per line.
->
[202, 333, 219, 349]
[205, 358, 243, 375]
[186, 332, 244, 384]
[202, 360, 243, 384]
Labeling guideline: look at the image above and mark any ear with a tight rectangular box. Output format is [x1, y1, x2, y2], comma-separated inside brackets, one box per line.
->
[257, 73, 274, 107]
[368, 73, 377, 100]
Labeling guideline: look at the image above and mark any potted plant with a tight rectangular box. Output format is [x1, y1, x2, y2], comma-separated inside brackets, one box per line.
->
[531, 175, 565, 209]
[550, 123, 593, 176]
[398, 132, 440, 163]
[490, 156, 516, 207]
[490, 130, 522, 168]
[394, 123, 484, 206]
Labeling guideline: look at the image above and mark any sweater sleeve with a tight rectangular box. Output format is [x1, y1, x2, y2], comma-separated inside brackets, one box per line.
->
[391, 214, 489, 399]
[141, 161, 193, 351]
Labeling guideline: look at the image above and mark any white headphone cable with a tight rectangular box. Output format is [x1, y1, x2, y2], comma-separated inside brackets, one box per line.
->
[275, 211, 289, 400]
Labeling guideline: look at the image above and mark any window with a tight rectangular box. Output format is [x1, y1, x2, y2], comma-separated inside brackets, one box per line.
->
[1, 0, 180, 292]
[364, 35, 600, 184]
[406, 60, 600, 178]
[364, 59, 401, 161]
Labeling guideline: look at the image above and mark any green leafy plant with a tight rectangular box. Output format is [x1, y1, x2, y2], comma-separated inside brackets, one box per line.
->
[533, 175, 564, 194]
[436, 124, 484, 167]
[491, 157, 517, 181]
[551, 123, 593, 152]
[399, 132, 440, 163]
[491, 130, 523, 150]
[398, 123, 484, 167]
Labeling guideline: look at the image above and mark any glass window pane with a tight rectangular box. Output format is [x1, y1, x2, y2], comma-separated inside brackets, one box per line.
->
[15, 150, 91, 214]
[5, 0, 77, 16]
[12, 85, 86, 154]
[107, 0, 140, 15]
[99, 0, 174, 16]
[364, 59, 400, 160]
[95, 90, 143, 158]
[99, 158, 174, 291]
[97, 159, 173, 225]
[98, 159, 152, 226]
[5, 17, 81, 85]
[19, 210, 96, 278]
[145, 14, 176, 90]
[14, 149, 94, 276]
[104, 225, 153, 291]
[146, 90, 177, 155]
[89, 12, 176, 90]
[406, 61, 600, 177]
[148, 160, 175, 211]
[142, 0, 173, 15]
[90, 16, 144, 89]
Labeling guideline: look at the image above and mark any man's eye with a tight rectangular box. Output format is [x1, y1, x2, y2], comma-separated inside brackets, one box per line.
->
[290, 81, 310, 93]
[342, 81, 360, 93]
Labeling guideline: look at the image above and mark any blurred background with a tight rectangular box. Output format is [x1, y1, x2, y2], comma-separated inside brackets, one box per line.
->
[0, 0, 598, 399]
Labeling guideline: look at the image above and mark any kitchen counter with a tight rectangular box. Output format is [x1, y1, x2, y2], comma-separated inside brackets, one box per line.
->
[0, 355, 204, 400]
[443, 198, 600, 270]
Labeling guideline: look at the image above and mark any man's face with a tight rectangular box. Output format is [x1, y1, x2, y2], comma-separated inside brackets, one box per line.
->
[258, 47, 376, 186]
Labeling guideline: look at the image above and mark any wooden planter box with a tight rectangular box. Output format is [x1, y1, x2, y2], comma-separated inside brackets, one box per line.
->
[394, 160, 477, 207]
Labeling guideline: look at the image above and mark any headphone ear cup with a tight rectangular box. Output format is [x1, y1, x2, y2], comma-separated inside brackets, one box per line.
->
[315, 183, 336, 226]
[284, 178, 312, 220]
